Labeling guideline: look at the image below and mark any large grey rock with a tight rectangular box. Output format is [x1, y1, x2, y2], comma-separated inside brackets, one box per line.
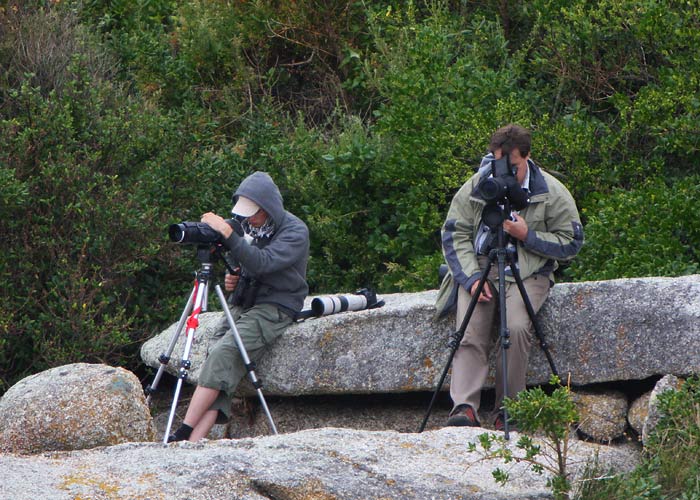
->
[0, 363, 155, 454]
[0, 426, 639, 499]
[141, 275, 700, 396]
[140, 291, 453, 396]
[537, 276, 699, 385]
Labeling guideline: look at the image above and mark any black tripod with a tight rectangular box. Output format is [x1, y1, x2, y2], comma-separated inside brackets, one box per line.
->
[418, 204, 558, 439]
[145, 245, 278, 443]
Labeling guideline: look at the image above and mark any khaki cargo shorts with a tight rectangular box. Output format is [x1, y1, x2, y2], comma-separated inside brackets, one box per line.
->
[198, 303, 292, 422]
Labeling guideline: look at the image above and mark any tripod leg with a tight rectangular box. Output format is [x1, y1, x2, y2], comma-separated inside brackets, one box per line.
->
[163, 279, 209, 444]
[214, 284, 278, 435]
[145, 287, 196, 405]
[510, 263, 558, 377]
[495, 245, 511, 440]
[418, 258, 495, 433]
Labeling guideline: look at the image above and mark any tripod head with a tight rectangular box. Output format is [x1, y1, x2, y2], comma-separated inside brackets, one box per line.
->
[481, 199, 511, 229]
[194, 244, 217, 265]
[479, 198, 522, 263]
[192, 243, 237, 276]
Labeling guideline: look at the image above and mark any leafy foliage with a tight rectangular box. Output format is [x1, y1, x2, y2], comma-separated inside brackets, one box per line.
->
[574, 460, 662, 500]
[471, 376, 700, 499]
[645, 377, 700, 497]
[564, 177, 700, 281]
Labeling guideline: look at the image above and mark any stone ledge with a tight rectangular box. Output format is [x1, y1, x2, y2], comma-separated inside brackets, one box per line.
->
[141, 275, 700, 396]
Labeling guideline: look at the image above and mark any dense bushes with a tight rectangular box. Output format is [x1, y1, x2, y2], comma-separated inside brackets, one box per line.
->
[0, 3, 229, 388]
[565, 177, 700, 280]
[0, 0, 699, 392]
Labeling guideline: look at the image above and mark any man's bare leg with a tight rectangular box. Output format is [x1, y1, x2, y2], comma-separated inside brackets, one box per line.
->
[189, 409, 219, 441]
[168, 385, 220, 442]
[183, 385, 219, 427]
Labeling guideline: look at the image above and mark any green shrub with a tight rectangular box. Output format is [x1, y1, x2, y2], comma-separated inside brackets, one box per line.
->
[0, 10, 212, 389]
[469, 376, 579, 500]
[645, 377, 700, 497]
[574, 460, 662, 500]
[317, 2, 533, 291]
[564, 176, 700, 281]
[71, 0, 700, 295]
[0, 80, 153, 388]
[521, 0, 700, 203]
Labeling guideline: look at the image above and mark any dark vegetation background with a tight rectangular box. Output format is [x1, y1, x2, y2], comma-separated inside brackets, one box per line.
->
[0, 0, 698, 393]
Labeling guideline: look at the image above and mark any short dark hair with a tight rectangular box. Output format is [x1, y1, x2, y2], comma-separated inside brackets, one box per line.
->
[489, 124, 531, 157]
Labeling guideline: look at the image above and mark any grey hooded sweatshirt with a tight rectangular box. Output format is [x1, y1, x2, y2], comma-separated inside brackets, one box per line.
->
[222, 172, 309, 315]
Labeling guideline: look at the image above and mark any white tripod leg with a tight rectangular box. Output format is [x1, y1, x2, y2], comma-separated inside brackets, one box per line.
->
[145, 287, 195, 405]
[162, 278, 209, 443]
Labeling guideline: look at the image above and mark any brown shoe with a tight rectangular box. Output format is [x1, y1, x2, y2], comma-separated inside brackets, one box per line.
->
[446, 404, 480, 427]
[494, 412, 517, 432]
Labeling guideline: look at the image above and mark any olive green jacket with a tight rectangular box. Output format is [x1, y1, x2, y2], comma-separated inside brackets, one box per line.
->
[435, 160, 584, 317]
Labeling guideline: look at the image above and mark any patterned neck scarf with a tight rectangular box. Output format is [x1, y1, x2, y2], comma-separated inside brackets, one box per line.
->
[243, 217, 275, 240]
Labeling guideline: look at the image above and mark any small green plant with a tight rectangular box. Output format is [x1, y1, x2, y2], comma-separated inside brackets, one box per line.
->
[468, 375, 579, 500]
[573, 458, 662, 500]
[645, 376, 700, 498]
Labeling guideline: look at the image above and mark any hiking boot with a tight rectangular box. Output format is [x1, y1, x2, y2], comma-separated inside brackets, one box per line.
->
[446, 404, 480, 427]
[494, 412, 517, 432]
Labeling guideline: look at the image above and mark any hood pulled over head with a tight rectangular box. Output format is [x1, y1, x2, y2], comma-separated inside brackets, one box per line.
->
[231, 172, 285, 227]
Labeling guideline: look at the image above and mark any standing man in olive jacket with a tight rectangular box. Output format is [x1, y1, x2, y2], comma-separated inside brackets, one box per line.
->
[435, 124, 583, 430]
[169, 171, 309, 442]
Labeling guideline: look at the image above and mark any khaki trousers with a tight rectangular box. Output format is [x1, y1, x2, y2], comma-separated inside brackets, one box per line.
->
[450, 269, 550, 415]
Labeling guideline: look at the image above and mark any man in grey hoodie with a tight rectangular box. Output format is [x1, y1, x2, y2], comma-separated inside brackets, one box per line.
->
[169, 171, 309, 442]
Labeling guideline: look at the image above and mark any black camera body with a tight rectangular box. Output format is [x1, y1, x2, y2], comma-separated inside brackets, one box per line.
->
[477, 156, 529, 210]
[475, 155, 530, 229]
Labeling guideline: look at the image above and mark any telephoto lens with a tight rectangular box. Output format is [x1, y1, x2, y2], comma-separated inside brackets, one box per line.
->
[168, 219, 240, 245]
[168, 221, 221, 244]
[311, 294, 369, 316]
[310, 288, 384, 316]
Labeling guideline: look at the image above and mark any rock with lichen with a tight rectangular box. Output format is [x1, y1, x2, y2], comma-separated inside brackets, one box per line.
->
[628, 391, 651, 437]
[0, 363, 155, 454]
[573, 389, 629, 442]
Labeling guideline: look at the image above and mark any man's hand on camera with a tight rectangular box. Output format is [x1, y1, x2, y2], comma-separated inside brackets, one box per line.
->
[503, 213, 528, 241]
[201, 212, 233, 238]
[224, 271, 240, 292]
[471, 281, 493, 302]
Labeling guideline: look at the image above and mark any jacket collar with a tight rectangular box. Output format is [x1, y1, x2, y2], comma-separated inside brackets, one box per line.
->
[527, 159, 549, 197]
